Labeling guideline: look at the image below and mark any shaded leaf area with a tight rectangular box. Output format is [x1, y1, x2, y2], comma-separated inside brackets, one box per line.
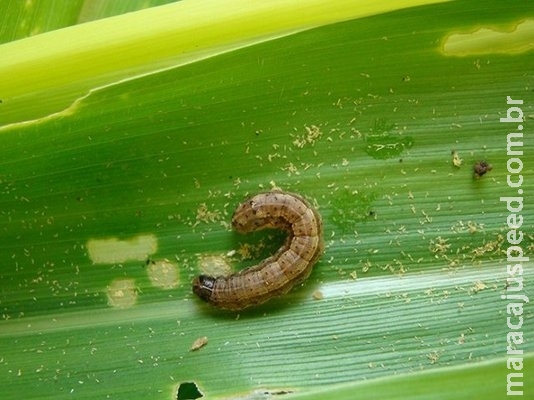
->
[76, 0, 181, 24]
[0, 1, 533, 399]
[0, 0, 179, 44]
[0, 0, 84, 44]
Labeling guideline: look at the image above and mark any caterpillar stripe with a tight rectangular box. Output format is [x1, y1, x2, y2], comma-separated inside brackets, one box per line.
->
[192, 191, 323, 311]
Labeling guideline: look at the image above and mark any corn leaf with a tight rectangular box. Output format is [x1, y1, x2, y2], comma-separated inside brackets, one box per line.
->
[1, 1, 533, 399]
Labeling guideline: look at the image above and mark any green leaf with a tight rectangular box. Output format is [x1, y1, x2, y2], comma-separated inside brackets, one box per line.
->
[0, 0, 445, 128]
[1, 1, 533, 399]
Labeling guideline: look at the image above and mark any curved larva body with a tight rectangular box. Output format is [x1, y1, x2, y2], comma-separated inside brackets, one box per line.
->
[192, 191, 323, 311]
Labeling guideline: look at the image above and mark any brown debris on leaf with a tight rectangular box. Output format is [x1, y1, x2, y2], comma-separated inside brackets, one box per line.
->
[190, 336, 208, 352]
[473, 160, 492, 178]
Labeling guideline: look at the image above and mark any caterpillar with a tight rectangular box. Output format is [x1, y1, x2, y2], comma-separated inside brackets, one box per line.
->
[192, 191, 323, 311]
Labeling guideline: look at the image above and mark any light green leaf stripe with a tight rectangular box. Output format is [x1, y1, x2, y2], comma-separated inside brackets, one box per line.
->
[0, 0, 532, 399]
[0, 0, 446, 129]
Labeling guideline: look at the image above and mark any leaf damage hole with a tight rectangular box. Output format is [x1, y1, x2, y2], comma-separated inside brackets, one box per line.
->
[177, 382, 203, 400]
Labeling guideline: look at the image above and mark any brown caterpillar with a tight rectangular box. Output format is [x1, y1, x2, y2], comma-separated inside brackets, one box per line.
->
[192, 191, 323, 311]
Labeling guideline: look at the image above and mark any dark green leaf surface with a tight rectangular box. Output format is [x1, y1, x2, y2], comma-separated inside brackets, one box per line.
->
[1, 1, 533, 399]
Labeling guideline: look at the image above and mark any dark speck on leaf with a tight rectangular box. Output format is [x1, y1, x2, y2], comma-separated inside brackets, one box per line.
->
[473, 160, 492, 178]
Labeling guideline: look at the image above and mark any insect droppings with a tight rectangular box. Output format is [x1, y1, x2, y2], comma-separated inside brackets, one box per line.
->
[473, 160, 492, 178]
[192, 191, 323, 311]
[189, 336, 208, 351]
